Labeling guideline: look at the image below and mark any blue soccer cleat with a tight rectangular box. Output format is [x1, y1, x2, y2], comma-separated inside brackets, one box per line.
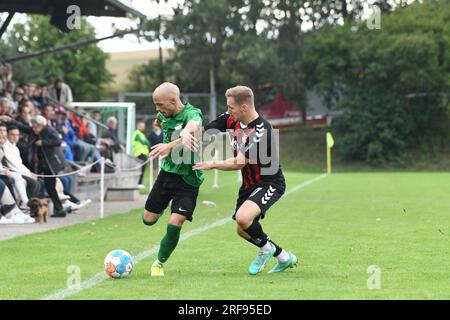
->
[268, 253, 298, 274]
[248, 244, 276, 275]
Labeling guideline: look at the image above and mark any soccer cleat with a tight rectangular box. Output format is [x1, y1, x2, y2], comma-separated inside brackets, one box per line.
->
[268, 253, 298, 274]
[248, 244, 276, 275]
[151, 261, 164, 277]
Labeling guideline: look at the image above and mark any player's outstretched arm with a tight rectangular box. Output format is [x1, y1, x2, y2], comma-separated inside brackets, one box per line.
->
[179, 120, 201, 152]
[149, 138, 181, 160]
[193, 152, 248, 171]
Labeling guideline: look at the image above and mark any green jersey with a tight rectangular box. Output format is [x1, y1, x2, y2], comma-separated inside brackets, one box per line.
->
[157, 103, 204, 187]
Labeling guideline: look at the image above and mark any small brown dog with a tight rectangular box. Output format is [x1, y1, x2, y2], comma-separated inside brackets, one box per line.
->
[27, 198, 48, 223]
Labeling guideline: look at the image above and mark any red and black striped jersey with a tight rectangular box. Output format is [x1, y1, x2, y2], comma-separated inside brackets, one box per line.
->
[205, 112, 285, 190]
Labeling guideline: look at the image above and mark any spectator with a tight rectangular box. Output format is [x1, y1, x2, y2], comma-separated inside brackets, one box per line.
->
[0, 124, 16, 198]
[42, 104, 56, 127]
[0, 78, 4, 96]
[102, 116, 123, 149]
[0, 98, 13, 120]
[55, 178, 91, 212]
[54, 111, 75, 161]
[101, 116, 124, 160]
[77, 115, 89, 140]
[0, 178, 34, 224]
[5, 80, 16, 96]
[68, 107, 84, 136]
[132, 121, 150, 189]
[54, 111, 100, 164]
[147, 118, 163, 147]
[20, 83, 30, 98]
[4, 125, 41, 201]
[147, 119, 163, 181]
[0, 132, 32, 208]
[12, 88, 25, 112]
[88, 110, 101, 137]
[49, 78, 73, 107]
[29, 115, 68, 218]
[14, 101, 34, 168]
[30, 84, 42, 109]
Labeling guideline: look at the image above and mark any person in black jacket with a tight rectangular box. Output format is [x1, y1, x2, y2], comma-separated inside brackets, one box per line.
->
[29, 115, 68, 218]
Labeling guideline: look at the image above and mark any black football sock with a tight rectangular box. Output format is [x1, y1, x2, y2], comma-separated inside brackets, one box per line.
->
[267, 236, 283, 257]
[246, 238, 261, 247]
[244, 220, 268, 248]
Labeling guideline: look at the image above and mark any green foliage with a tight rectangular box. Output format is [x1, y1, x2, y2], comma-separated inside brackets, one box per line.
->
[128, 0, 328, 108]
[1, 15, 112, 101]
[126, 59, 174, 92]
[304, 0, 450, 165]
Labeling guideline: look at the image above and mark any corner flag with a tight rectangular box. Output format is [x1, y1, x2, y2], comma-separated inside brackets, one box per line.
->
[327, 132, 335, 149]
[326, 132, 334, 175]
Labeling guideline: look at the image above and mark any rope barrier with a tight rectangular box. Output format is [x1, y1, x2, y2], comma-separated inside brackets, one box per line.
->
[4, 158, 103, 178]
[116, 156, 152, 172]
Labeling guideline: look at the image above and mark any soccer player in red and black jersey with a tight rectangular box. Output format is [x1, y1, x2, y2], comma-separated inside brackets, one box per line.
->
[193, 86, 298, 275]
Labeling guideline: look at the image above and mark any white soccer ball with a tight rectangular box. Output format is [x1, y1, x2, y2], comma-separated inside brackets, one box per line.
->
[104, 249, 134, 279]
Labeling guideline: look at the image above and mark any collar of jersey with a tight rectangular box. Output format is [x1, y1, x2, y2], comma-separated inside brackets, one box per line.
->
[246, 115, 262, 128]
[174, 102, 192, 120]
[159, 102, 192, 121]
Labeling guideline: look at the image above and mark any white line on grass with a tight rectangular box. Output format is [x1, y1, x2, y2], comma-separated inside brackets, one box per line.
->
[41, 173, 327, 300]
[284, 173, 327, 196]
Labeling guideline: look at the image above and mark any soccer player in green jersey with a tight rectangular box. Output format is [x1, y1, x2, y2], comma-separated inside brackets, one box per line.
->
[143, 82, 204, 276]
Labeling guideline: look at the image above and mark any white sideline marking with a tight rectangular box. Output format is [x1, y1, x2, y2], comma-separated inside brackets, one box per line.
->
[284, 173, 327, 196]
[41, 174, 327, 300]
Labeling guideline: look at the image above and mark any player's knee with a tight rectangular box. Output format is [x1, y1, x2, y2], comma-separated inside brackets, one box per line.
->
[169, 214, 186, 227]
[235, 213, 252, 228]
[143, 210, 159, 226]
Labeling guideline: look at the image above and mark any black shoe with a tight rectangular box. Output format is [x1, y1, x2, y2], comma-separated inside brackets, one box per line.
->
[51, 209, 67, 218]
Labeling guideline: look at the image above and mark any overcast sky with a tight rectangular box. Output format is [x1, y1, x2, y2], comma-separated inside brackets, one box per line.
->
[87, 0, 180, 52]
[1, 0, 179, 53]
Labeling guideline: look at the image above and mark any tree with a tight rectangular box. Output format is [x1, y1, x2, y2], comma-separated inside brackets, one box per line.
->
[128, 0, 420, 124]
[126, 59, 174, 92]
[304, 0, 450, 164]
[2, 15, 112, 101]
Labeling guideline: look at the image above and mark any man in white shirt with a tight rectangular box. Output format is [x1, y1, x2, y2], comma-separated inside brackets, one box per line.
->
[3, 125, 41, 202]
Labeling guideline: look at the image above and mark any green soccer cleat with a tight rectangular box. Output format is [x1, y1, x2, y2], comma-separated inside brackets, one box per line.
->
[151, 261, 165, 277]
[248, 244, 276, 275]
[268, 253, 298, 274]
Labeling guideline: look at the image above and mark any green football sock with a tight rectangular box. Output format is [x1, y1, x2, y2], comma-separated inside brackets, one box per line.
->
[158, 224, 182, 263]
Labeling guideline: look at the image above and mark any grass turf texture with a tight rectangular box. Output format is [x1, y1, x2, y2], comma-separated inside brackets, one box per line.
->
[1, 171, 450, 299]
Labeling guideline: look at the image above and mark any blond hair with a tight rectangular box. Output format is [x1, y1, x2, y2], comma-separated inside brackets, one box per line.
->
[225, 86, 254, 107]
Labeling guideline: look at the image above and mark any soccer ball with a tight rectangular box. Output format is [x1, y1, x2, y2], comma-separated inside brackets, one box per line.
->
[104, 249, 134, 279]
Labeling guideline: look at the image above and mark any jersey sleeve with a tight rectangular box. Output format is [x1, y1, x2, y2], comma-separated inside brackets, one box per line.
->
[204, 112, 232, 133]
[186, 108, 203, 124]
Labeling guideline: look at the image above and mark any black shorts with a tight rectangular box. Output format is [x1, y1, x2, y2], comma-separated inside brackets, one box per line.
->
[145, 170, 199, 222]
[233, 182, 285, 221]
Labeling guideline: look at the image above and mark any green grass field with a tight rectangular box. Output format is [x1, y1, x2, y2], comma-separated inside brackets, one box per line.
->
[1, 171, 450, 300]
